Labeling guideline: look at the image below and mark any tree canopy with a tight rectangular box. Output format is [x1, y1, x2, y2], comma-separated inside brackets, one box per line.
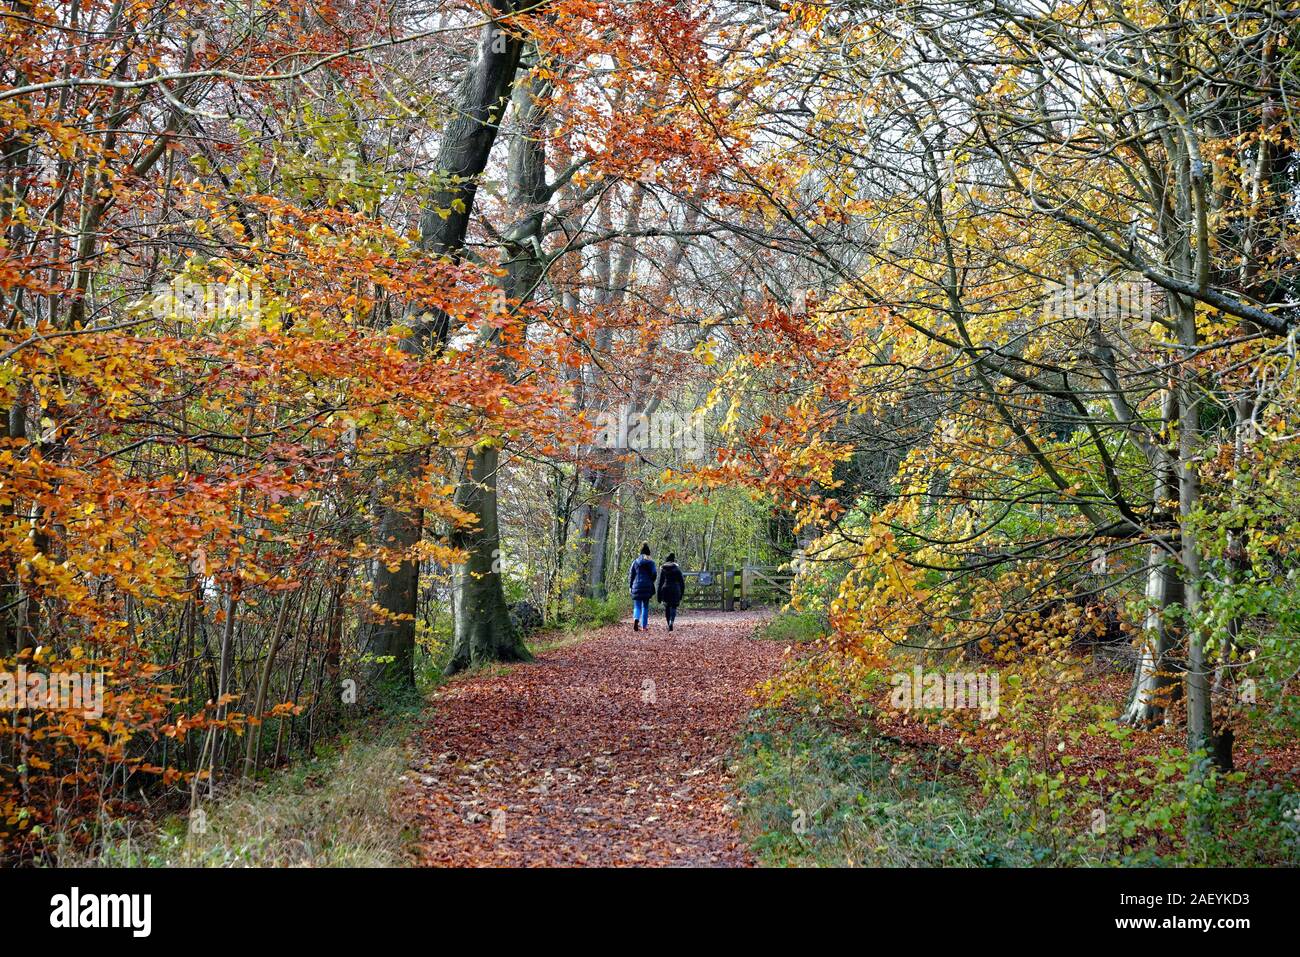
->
[2, 0, 1297, 866]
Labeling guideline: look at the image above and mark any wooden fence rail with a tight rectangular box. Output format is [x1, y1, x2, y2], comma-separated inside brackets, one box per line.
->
[677, 565, 795, 612]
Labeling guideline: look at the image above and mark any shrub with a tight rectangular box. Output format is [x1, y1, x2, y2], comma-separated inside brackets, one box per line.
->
[566, 593, 629, 630]
[756, 609, 830, 644]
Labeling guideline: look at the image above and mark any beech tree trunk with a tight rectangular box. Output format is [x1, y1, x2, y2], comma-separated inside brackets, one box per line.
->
[1179, 380, 1214, 758]
[571, 456, 619, 599]
[1122, 389, 1183, 726]
[1174, 299, 1226, 769]
[445, 50, 548, 673]
[448, 444, 528, 671]
[364, 3, 523, 696]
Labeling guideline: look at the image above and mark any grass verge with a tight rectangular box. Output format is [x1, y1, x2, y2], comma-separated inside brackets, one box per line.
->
[734, 708, 1038, 866]
[79, 715, 418, 867]
[754, 609, 830, 644]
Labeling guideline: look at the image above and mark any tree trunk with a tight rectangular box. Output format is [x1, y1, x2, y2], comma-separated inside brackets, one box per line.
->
[364, 462, 422, 697]
[585, 470, 615, 597]
[572, 460, 618, 599]
[0, 395, 25, 656]
[364, 3, 523, 695]
[1123, 540, 1184, 726]
[447, 444, 530, 672]
[1176, 309, 1222, 767]
[445, 51, 548, 673]
[1213, 393, 1257, 701]
[1122, 388, 1183, 726]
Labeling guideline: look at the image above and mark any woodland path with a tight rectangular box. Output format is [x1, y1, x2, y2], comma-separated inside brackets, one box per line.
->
[404, 609, 782, 866]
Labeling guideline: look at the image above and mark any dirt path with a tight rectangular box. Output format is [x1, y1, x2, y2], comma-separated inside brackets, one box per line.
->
[404, 609, 782, 866]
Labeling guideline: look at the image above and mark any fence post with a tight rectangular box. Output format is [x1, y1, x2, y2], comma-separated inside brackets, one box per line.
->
[723, 569, 734, 611]
[741, 565, 753, 610]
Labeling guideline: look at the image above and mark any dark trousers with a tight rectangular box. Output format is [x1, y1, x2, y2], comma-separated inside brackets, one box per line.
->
[664, 603, 679, 627]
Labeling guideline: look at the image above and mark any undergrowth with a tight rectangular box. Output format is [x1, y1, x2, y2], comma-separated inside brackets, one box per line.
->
[65, 716, 418, 868]
[734, 708, 1038, 866]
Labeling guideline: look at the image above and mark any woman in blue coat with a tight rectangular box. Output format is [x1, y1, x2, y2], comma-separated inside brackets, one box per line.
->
[628, 542, 657, 631]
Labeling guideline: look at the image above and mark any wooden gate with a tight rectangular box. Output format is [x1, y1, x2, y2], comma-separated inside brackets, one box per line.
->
[739, 565, 794, 610]
[675, 565, 794, 612]
[680, 570, 737, 611]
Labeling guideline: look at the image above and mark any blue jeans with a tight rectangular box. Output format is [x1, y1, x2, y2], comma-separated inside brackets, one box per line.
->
[633, 598, 650, 627]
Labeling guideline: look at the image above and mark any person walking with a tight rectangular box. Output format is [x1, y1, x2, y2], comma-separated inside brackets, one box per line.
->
[628, 542, 657, 631]
[656, 553, 685, 631]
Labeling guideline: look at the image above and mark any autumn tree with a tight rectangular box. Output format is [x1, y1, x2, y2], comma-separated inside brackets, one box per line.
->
[684, 0, 1297, 778]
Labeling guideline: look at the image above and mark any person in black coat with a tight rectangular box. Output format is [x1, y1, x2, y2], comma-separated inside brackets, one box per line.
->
[628, 542, 657, 631]
[656, 553, 686, 631]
